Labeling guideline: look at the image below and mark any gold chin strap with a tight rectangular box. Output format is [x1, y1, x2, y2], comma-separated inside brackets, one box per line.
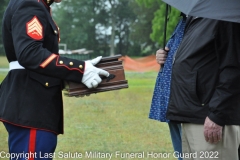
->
[44, 0, 54, 6]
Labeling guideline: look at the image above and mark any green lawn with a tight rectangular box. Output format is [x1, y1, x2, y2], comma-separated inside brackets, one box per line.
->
[0, 56, 8, 68]
[0, 58, 176, 160]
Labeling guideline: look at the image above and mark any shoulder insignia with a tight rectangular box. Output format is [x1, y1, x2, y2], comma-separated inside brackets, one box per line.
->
[26, 16, 43, 40]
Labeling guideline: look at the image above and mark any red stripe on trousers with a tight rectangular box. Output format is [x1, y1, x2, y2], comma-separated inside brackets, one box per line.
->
[29, 129, 37, 160]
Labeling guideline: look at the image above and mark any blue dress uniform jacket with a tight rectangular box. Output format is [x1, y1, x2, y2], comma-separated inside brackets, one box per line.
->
[0, 0, 86, 134]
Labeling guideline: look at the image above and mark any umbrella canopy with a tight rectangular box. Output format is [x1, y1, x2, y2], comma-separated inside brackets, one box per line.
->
[162, 0, 240, 23]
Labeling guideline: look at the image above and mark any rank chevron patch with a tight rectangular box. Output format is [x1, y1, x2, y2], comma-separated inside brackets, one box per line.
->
[26, 16, 43, 40]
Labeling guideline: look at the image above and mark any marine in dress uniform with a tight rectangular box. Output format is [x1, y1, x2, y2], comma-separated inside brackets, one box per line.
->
[0, 0, 109, 159]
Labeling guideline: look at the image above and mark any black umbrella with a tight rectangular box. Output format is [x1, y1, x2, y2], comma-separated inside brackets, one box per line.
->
[162, 0, 240, 23]
[160, 4, 170, 72]
[163, 4, 169, 48]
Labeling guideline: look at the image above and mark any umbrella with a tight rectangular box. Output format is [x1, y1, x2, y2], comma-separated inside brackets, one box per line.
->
[162, 0, 240, 23]
[160, 4, 170, 72]
[163, 4, 170, 48]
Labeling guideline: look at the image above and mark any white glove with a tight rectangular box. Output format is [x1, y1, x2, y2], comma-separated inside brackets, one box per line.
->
[81, 56, 109, 89]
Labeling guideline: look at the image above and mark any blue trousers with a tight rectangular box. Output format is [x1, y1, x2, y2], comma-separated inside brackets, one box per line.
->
[3, 122, 57, 160]
[168, 121, 182, 160]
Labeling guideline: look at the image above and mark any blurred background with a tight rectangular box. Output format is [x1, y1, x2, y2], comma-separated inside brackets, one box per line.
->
[0, 0, 181, 59]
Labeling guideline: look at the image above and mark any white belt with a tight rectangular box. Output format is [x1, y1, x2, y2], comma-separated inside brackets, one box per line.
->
[9, 61, 25, 70]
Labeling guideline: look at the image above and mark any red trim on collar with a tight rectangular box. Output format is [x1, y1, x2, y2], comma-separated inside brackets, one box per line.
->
[40, 0, 50, 9]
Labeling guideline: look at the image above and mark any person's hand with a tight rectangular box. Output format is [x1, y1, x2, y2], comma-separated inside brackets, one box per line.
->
[81, 56, 109, 89]
[156, 47, 169, 64]
[204, 117, 223, 144]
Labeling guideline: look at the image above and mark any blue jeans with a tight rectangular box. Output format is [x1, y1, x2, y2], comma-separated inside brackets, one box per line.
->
[168, 121, 182, 160]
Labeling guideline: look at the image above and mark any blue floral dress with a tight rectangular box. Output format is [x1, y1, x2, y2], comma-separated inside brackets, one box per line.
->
[149, 18, 186, 122]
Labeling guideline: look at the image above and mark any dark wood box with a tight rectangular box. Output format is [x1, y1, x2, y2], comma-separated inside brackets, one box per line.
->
[64, 55, 128, 97]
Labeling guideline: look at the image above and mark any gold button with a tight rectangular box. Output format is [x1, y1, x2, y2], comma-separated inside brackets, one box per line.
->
[45, 82, 49, 87]
[69, 62, 73, 66]
[54, 30, 58, 34]
[59, 61, 63, 64]
[79, 65, 83, 69]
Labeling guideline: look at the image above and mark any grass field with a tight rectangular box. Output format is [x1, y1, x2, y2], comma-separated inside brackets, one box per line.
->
[0, 56, 176, 160]
[0, 56, 8, 68]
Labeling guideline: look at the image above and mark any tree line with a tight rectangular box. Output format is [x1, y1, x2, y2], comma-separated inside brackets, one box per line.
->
[0, 0, 181, 57]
